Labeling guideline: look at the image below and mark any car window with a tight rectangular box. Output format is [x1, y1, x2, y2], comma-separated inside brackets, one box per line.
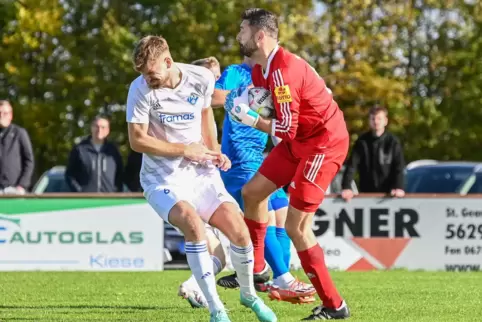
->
[43, 175, 72, 193]
[468, 174, 482, 194]
[405, 167, 474, 193]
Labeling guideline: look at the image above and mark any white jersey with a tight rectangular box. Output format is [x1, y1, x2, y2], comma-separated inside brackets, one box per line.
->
[126, 63, 216, 188]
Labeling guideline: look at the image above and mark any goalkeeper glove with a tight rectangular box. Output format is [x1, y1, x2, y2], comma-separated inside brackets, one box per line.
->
[224, 87, 259, 127]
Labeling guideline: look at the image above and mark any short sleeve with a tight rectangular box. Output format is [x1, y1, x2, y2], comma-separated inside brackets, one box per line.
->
[126, 81, 150, 124]
[203, 71, 215, 109]
[215, 65, 240, 90]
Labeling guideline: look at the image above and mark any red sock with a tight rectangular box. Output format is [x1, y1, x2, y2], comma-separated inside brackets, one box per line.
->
[244, 218, 268, 273]
[298, 244, 342, 309]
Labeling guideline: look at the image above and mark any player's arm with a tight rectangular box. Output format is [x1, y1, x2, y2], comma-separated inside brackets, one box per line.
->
[227, 68, 300, 140]
[126, 84, 218, 161]
[258, 69, 300, 140]
[201, 107, 220, 152]
[211, 65, 248, 108]
[211, 89, 230, 108]
[201, 72, 221, 152]
[128, 123, 185, 157]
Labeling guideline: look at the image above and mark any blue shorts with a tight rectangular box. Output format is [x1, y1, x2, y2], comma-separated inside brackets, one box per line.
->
[220, 168, 289, 212]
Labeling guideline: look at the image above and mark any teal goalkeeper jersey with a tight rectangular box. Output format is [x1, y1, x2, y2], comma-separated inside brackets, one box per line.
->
[216, 64, 267, 171]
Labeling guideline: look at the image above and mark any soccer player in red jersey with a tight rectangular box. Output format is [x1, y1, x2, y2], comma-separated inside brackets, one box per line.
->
[226, 8, 351, 320]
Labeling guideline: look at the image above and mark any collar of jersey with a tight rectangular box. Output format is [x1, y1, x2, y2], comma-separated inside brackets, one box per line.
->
[263, 45, 280, 79]
[156, 63, 187, 93]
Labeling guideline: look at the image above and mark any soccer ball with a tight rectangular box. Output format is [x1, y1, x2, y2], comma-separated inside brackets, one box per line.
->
[248, 87, 275, 118]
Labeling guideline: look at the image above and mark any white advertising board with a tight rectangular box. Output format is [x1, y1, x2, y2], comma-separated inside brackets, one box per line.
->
[290, 197, 482, 272]
[0, 204, 164, 271]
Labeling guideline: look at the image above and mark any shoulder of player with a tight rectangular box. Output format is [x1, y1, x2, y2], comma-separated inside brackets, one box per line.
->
[270, 49, 305, 80]
[178, 63, 214, 82]
[128, 75, 151, 98]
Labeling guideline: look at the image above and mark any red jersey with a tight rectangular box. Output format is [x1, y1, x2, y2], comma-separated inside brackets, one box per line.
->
[252, 46, 348, 154]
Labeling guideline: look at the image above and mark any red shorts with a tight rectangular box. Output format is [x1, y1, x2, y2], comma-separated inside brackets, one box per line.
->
[259, 138, 349, 212]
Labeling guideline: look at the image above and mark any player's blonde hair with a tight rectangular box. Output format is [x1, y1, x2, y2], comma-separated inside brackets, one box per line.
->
[191, 56, 220, 70]
[132, 35, 170, 73]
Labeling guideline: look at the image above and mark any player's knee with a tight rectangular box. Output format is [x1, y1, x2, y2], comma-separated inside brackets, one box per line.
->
[285, 223, 302, 241]
[228, 220, 251, 247]
[211, 202, 250, 246]
[241, 181, 263, 204]
[168, 203, 205, 241]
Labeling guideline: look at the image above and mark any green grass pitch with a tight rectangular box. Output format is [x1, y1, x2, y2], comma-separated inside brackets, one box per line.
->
[1, 270, 481, 321]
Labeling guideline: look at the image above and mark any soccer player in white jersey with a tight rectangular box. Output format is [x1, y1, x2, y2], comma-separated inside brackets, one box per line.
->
[125, 36, 277, 322]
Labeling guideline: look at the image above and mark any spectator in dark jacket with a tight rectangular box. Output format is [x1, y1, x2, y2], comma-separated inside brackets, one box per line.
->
[124, 150, 143, 192]
[341, 106, 405, 201]
[0, 100, 34, 193]
[65, 115, 123, 193]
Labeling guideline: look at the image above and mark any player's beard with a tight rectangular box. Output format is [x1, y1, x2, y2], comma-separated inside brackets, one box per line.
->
[146, 76, 166, 89]
[239, 38, 258, 57]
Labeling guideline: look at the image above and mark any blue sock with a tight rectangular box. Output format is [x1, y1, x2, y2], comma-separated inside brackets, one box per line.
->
[276, 227, 292, 269]
[264, 226, 289, 279]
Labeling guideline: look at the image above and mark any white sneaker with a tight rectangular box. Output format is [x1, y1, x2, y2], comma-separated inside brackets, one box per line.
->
[178, 283, 208, 309]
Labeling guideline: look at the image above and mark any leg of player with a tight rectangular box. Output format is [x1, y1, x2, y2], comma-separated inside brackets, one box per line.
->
[178, 227, 226, 309]
[241, 172, 277, 277]
[272, 192, 291, 268]
[217, 169, 272, 290]
[265, 192, 316, 304]
[168, 202, 228, 321]
[209, 202, 277, 322]
[285, 205, 348, 320]
[286, 159, 350, 320]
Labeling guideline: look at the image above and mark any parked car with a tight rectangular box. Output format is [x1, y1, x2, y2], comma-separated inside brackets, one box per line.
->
[404, 161, 482, 194]
[458, 165, 482, 195]
[31, 166, 72, 194]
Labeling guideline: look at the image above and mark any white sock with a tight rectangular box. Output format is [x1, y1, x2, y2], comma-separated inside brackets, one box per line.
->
[184, 255, 223, 290]
[211, 255, 223, 275]
[185, 241, 224, 313]
[273, 272, 295, 289]
[230, 243, 257, 297]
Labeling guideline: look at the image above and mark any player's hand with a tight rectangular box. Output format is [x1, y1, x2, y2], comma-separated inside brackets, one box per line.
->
[224, 87, 259, 127]
[390, 189, 405, 198]
[228, 103, 259, 127]
[213, 154, 231, 171]
[341, 189, 354, 202]
[183, 142, 220, 163]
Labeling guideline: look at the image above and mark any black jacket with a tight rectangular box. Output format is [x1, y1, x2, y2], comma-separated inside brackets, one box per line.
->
[341, 131, 405, 193]
[65, 137, 123, 193]
[0, 124, 34, 189]
[124, 150, 143, 192]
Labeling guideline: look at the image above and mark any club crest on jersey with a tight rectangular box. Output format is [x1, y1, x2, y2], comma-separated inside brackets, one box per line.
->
[274, 85, 292, 103]
[187, 93, 200, 105]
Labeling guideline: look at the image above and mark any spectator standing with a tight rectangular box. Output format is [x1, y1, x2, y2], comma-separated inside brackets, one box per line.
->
[65, 115, 123, 193]
[0, 100, 34, 194]
[341, 106, 405, 201]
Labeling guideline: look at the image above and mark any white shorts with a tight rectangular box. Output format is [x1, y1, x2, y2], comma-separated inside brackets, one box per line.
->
[144, 169, 239, 226]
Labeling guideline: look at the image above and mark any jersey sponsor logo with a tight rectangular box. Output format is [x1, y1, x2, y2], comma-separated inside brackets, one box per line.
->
[274, 85, 292, 103]
[159, 113, 195, 124]
[187, 93, 200, 105]
[151, 99, 162, 109]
